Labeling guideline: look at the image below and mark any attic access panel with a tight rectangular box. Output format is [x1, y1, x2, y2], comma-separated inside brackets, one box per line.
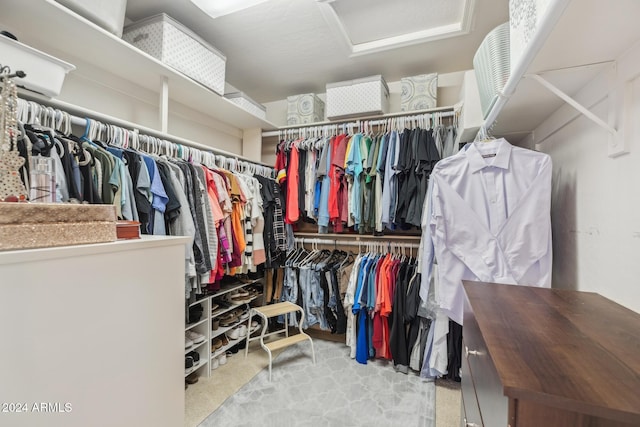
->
[317, 0, 474, 56]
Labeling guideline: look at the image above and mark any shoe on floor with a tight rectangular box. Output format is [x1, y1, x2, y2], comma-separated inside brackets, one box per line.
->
[211, 357, 219, 370]
[186, 330, 205, 344]
[218, 353, 227, 365]
[186, 372, 199, 384]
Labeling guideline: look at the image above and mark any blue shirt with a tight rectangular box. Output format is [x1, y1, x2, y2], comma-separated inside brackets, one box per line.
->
[317, 138, 332, 228]
[345, 133, 363, 227]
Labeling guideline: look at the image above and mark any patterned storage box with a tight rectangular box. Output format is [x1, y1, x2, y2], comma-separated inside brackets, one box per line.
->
[400, 73, 438, 111]
[123, 13, 226, 95]
[287, 93, 325, 125]
[326, 75, 389, 120]
[224, 92, 266, 120]
[509, 0, 553, 68]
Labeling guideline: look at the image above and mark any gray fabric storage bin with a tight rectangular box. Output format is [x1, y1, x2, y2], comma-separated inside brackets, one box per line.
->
[326, 75, 389, 120]
[123, 13, 226, 95]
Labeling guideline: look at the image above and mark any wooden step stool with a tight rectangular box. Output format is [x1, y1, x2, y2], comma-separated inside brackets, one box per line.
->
[244, 301, 315, 381]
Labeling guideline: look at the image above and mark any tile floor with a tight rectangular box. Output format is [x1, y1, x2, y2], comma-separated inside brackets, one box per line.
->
[196, 339, 437, 427]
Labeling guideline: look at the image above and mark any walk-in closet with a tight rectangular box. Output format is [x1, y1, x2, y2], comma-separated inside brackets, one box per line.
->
[1, 1, 640, 426]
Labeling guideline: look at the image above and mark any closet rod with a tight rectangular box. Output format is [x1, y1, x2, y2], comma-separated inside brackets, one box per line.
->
[18, 90, 274, 169]
[262, 106, 457, 137]
[294, 237, 420, 249]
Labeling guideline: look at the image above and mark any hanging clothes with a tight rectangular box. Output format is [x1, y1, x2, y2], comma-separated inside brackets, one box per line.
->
[418, 137, 552, 379]
[15, 110, 275, 301]
[274, 115, 454, 235]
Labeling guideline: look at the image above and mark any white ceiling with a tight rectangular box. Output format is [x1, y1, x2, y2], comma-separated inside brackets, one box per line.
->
[124, 0, 509, 103]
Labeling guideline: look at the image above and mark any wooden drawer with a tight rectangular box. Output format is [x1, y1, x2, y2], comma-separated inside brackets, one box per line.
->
[463, 294, 509, 427]
[460, 340, 483, 427]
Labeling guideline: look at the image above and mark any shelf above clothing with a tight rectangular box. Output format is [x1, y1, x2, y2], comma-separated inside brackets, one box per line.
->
[262, 105, 458, 138]
[0, 0, 278, 132]
[483, 0, 640, 146]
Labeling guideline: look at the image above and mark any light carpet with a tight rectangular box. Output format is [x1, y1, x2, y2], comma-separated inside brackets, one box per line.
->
[199, 339, 435, 427]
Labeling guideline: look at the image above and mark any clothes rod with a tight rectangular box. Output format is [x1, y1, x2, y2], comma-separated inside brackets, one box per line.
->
[18, 90, 274, 169]
[262, 106, 457, 137]
[294, 237, 420, 249]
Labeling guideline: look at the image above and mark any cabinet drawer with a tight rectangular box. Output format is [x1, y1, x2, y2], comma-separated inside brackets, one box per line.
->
[461, 340, 483, 427]
[464, 295, 509, 426]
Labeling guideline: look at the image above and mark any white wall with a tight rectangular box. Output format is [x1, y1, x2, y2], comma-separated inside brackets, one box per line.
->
[44, 48, 243, 154]
[536, 42, 640, 314]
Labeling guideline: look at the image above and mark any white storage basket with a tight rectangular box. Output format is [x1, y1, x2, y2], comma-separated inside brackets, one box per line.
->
[400, 73, 438, 111]
[224, 92, 266, 120]
[55, 0, 127, 37]
[473, 22, 511, 118]
[123, 13, 226, 95]
[326, 75, 389, 120]
[287, 93, 324, 125]
[0, 36, 75, 98]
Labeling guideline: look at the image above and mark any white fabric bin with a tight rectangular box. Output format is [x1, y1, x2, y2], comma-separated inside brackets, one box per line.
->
[55, 0, 127, 37]
[123, 13, 226, 95]
[224, 92, 266, 120]
[400, 73, 438, 111]
[287, 93, 325, 125]
[473, 22, 510, 118]
[0, 36, 75, 98]
[326, 75, 389, 120]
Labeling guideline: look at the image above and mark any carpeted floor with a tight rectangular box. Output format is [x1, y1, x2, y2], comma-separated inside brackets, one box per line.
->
[199, 339, 436, 427]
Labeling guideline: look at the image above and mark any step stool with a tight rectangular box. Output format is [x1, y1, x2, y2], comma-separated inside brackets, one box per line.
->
[244, 301, 315, 381]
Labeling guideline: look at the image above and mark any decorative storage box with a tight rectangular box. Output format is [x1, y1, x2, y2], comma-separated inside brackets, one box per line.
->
[0, 203, 117, 251]
[509, 0, 553, 69]
[473, 22, 511, 118]
[400, 73, 438, 111]
[55, 0, 127, 37]
[0, 36, 75, 98]
[123, 13, 226, 95]
[326, 75, 389, 120]
[287, 93, 325, 125]
[224, 92, 266, 120]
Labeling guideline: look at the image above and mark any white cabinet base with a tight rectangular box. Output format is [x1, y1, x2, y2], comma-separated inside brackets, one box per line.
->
[0, 236, 188, 427]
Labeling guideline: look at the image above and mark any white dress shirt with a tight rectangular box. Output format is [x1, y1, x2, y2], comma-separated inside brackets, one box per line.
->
[420, 138, 552, 325]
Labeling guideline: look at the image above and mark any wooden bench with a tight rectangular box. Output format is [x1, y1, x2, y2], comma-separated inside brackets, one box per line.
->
[244, 301, 315, 381]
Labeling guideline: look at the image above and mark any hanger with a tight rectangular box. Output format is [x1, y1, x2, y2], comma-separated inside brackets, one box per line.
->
[474, 124, 496, 143]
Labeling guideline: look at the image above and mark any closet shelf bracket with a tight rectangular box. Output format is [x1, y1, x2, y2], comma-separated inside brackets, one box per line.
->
[524, 72, 630, 158]
[524, 73, 616, 136]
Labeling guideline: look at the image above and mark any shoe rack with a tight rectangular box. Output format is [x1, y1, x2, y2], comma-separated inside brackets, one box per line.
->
[185, 277, 264, 379]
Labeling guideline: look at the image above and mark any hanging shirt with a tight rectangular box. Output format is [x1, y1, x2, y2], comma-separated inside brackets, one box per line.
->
[420, 138, 553, 325]
[317, 137, 333, 230]
[345, 133, 363, 228]
[285, 144, 300, 224]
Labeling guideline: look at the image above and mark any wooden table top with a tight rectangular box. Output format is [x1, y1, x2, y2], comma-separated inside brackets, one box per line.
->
[463, 281, 640, 425]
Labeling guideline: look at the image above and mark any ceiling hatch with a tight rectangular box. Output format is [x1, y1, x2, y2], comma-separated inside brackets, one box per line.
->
[316, 0, 475, 56]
